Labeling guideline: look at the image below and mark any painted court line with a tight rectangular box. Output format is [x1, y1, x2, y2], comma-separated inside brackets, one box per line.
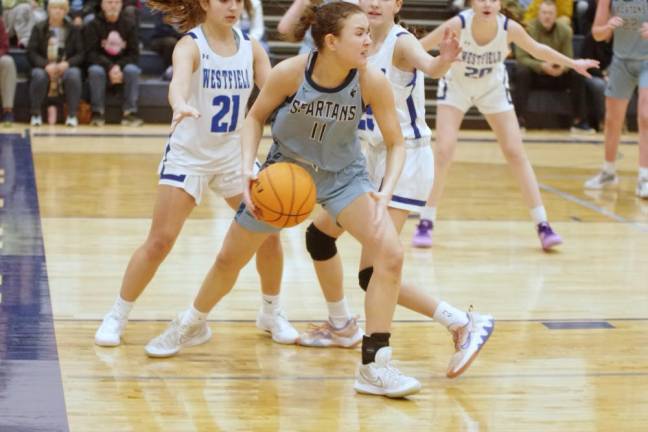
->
[68, 370, 648, 383]
[539, 182, 648, 233]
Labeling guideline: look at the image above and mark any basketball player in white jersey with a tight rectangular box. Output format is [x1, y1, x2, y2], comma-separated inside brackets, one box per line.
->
[94, 0, 299, 348]
[411, 0, 599, 251]
[297, 0, 495, 380]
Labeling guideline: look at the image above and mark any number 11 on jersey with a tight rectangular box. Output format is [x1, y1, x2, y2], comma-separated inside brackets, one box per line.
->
[310, 122, 327, 142]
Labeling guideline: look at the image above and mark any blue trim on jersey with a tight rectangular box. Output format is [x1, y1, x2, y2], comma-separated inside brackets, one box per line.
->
[242, 30, 250, 40]
[406, 70, 421, 139]
[187, 32, 198, 39]
[392, 194, 426, 207]
[459, 13, 466, 29]
[396, 31, 409, 38]
[504, 16, 509, 30]
[306, 51, 357, 94]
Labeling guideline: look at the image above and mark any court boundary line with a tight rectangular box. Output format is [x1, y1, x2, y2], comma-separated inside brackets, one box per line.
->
[65, 371, 648, 382]
[538, 182, 648, 233]
[53, 317, 648, 323]
[30, 131, 639, 145]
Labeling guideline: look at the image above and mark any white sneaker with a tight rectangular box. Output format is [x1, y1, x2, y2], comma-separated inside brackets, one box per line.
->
[95, 312, 128, 347]
[636, 177, 648, 199]
[144, 316, 212, 358]
[298, 316, 363, 347]
[30, 115, 42, 127]
[584, 170, 619, 190]
[256, 309, 299, 344]
[354, 347, 421, 398]
[65, 116, 78, 127]
[447, 312, 495, 378]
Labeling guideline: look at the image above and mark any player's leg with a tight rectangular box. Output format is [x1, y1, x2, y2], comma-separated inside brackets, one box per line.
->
[95, 184, 196, 346]
[413, 104, 464, 247]
[298, 210, 363, 348]
[337, 193, 421, 397]
[145, 217, 274, 357]
[484, 110, 562, 250]
[635, 81, 648, 198]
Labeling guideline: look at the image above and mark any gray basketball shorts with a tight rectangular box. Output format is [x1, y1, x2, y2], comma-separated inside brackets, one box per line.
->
[235, 144, 375, 233]
[606, 56, 648, 100]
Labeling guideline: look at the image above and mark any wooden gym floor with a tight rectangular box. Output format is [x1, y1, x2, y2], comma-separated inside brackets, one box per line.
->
[1, 125, 647, 431]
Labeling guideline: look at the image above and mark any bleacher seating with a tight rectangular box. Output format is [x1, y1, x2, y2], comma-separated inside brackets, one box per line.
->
[6, 1, 637, 129]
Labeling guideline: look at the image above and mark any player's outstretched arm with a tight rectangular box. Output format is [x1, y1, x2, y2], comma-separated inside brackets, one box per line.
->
[419, 17, 462, 52]
[398, 28, 460, 79]
[251, 38, 272, 89]
[508, 20, 599, 78]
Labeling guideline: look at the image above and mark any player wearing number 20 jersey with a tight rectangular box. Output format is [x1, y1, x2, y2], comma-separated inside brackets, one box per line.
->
[159, 26, 254, 204]
[437, 9, 513, 114]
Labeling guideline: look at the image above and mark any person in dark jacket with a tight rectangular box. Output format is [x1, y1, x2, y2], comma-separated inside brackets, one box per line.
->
[27, 0, 84, 126]
[84, 0, 142, 126]
[149, 11, 180, 80]
[0, 15, 17, 125]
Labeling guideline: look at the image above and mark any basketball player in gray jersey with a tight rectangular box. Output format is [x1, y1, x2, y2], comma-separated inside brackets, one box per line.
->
[145, 2, 423, 398]
[584, 0, 648, 198]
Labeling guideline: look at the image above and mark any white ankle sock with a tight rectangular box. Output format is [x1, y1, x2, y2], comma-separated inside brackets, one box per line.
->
[327, 298, 351, 328]
[639, 167, 648, 180]
[262, 294, 280, 315]
[603, 161, 616, 174]
[433, 301, 469, 329]
[112, 296, 134, 319]
[420, 206, 437, 222]
[530, 206, 548, 225]
[182, 305, 208, 325]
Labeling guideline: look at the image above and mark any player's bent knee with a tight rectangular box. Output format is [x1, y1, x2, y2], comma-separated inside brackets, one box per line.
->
[358, 267, 373, 291]
[305, 223, 338, 261]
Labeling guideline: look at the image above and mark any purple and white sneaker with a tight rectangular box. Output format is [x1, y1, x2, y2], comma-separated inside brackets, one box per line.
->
[411, 219, 433, 248]
[537, 222, 562, 251]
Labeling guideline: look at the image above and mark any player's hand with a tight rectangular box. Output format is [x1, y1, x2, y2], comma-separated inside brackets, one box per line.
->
[242, 171, 260, 218]
[369, 190, 390, 231]
[170, 103, 200, 133]
[438, 28, 461, 64]
[571, 59, 600, 78]
[607, 16, 624, 31]
[641, 22, 648, 39]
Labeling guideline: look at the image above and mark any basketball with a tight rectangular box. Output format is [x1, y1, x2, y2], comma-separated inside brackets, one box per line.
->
[250, 162, 317, 228]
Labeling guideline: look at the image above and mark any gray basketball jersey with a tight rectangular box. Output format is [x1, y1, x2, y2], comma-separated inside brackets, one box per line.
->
[271, 52, 364, 171]
[611, 0, 648, 60]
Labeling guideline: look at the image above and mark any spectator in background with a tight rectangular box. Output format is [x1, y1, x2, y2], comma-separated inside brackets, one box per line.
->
[27, 0, 84, 127]
[514, 0, 593, 132]
[84, 0, 142, 126]
[149, 11, 180, 80]
[236, 0, 269, 53]
[0, 15, 16, 125]
[2, 0, 47, 48]
[523, 0, 572, 28]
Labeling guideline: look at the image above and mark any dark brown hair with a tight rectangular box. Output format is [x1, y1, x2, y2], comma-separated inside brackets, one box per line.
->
[147, 0, 253, 33]
[293, 1, 365, 50]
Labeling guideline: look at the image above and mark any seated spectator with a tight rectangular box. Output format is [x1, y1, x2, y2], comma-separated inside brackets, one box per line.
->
[149, 11, 180, 80]
[514, 0, 592, 132]
[581, 33, 612, 131]
[236, 0, 269, 53]
[27, 0, 84, 126]
[84, 0, 142, 126]
[2, 0, 46, 48]
[0, 15, 16, 125]
[523, 0, 572, 28]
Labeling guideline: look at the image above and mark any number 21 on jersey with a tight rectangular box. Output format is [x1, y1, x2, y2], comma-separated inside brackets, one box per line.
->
[210, 95, 240, 133]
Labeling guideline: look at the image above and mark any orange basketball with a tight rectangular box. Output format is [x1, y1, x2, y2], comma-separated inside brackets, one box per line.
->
[250, 162, 317, 228]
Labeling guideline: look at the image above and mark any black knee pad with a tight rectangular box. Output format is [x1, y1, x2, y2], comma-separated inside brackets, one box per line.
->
[305, 223, 338, 261]
[358, 267, 374, 292]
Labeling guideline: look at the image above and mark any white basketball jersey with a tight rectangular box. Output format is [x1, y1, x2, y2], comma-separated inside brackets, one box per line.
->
[358, 24, 431, 142]
[446, 9, 510, 89]
[166, 25, 254, 174]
